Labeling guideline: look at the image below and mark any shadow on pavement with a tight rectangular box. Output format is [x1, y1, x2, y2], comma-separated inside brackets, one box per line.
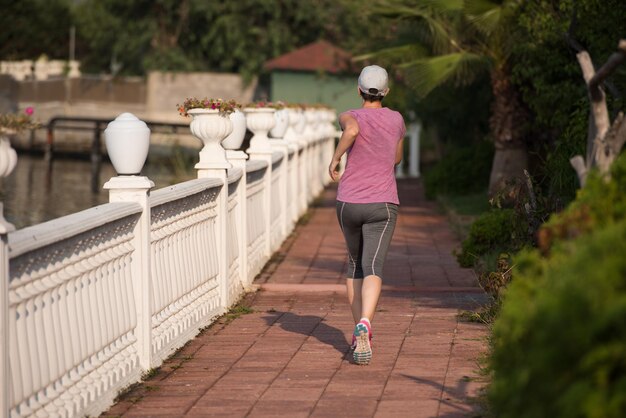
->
[399, 373, 483, 416]
[262, 311, 350, 355]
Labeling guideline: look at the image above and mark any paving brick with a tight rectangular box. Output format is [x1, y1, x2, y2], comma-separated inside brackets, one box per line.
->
[311, 398, 378, 417]
[374, 400, 441, 418]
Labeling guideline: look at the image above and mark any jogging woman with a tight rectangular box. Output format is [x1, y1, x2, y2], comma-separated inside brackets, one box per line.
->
[328, 65, 405, 365]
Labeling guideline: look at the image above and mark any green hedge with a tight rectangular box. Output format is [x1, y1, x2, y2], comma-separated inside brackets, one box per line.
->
[423, 141, 493, 199]
[538, 150, 626, 251]
[489, 151, 626, 417]
[457, 209, 524, 268]
[489, 220, 626, 418]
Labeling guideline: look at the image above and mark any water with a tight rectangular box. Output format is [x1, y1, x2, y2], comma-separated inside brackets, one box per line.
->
[0, 153, 195, 230]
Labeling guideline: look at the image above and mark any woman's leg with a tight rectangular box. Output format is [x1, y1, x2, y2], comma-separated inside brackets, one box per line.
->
[360, 203, 398, 321]
[360, 275, 382, 321]
[337, 202, 365, 324]
[346, 278, 363, 323]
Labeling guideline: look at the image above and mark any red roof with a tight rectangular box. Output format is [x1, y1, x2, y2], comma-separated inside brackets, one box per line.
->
[264, 40, 356, 74]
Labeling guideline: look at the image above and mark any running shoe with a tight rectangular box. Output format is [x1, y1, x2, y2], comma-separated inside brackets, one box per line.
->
[350, 334, 357, 350]
[350, 323, 374, 351]
[352, 321, 372, 365]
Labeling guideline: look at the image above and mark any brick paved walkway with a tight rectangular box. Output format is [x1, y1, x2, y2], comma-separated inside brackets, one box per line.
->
[103, 180, 489, 418]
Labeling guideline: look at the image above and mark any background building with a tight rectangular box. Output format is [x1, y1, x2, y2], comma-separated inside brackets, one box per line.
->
[264, 40, 360, 113]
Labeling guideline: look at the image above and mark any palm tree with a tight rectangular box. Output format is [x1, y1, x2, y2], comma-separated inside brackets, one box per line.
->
[361, 0, 526, 194]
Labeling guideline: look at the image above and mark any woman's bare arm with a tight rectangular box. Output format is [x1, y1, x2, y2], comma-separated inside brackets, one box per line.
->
[328, 113, 359, 181]
[395, 138, 404, 165]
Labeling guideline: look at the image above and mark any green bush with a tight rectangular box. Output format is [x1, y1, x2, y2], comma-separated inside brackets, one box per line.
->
[489, 220, 626, 418]
[488, 151, 626, 417]
[538, 151, 626, 251]
[423, 141, 494, 199]
[457, 209, 523, 267]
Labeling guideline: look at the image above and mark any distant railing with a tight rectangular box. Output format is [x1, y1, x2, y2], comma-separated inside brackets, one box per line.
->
[46, 116, 191, 159]
[44, 116, 191, 192]
[1, 108, 340, 417]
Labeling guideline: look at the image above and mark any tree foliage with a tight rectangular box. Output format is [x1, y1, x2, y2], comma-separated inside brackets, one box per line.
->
[362, 0, 531, 194]
[73, 0, 375, 78]
[0, 0, 73, 60]
[354, 2, 494, 146]
[1, 0, 378, 79]
[511, 0, 626, 202]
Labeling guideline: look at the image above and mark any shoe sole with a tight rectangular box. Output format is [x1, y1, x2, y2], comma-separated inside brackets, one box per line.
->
[353, 323, 372, 365]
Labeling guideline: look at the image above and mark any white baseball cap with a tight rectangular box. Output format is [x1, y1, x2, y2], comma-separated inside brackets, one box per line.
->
[358, 65, 389, 96]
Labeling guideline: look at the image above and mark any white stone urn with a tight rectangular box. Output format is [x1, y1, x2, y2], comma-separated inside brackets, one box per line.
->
[304, 109, 318, 142]
[317, 109, 328, 139]
[269, 108, 289, 139]
[327, 109, 338, 137]
[321, 109, 334, 138]
[0, 135, 18, 177]
[318, 110, 329, 137]
[222, 109, 247, 150]
[294, 109, 306, 137]
[312, 109, 324, 140]
[188, 108, 233, 169]
[284, 108, 302, 144]
[243, 108, 275, 153]
[104, 113, 150, 175]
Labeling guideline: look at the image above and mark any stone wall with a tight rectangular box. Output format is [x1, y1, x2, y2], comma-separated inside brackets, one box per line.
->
[0, 75, 18, 113]
[9, 71, 257, 153]
[146, 72, 257, 122]
[0, 59, 80, 81]
[15, 71, 257, 122]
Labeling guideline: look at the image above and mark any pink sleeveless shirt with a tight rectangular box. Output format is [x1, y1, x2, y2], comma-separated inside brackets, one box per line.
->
[337, 108, 406, 205]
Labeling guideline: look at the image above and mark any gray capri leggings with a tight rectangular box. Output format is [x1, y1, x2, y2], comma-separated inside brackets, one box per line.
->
[336, 201, 398, 279]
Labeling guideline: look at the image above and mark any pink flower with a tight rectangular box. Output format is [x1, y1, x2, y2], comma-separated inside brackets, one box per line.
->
[25, 107, 34, 116]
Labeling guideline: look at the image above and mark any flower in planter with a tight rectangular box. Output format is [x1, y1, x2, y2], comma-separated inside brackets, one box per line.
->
[177, 98, 241, 117]
[0, 107, 40, 134]
[244, 101, 286, 110]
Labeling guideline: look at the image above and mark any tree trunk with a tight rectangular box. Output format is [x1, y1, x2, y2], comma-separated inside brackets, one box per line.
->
[571, 40, 626, 187]
[488, 67, 528, 195]
[489, 146, 528, 193]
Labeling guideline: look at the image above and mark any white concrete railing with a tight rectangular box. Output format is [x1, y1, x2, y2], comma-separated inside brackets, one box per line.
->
[1, 59, 81, 81]
[0, 108, 339, 418]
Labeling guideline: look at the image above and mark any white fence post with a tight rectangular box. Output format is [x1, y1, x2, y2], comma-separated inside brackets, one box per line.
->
[0, 204, 14, 418]
[104, 176, 155, 369]
[189, 111, 234, 311]
[408, 122, 421, 178]
[103, 114, 155, 370]
[247, 150, 273, 258]
[245, 108, 276, 259]
[287, 144, 299, 225]
[196, 165, 230, 310]
[227, 150, 249, 289]
[269, 139, 289, 242]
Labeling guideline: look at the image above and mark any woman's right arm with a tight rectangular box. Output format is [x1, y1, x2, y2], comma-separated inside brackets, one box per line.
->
[395, 138, 404, 165]
[395, 118, 407, 165]
[328, 113, 359, 181]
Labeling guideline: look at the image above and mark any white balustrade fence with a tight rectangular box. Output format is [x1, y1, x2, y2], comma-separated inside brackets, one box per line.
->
[0, 108, 339, 418]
